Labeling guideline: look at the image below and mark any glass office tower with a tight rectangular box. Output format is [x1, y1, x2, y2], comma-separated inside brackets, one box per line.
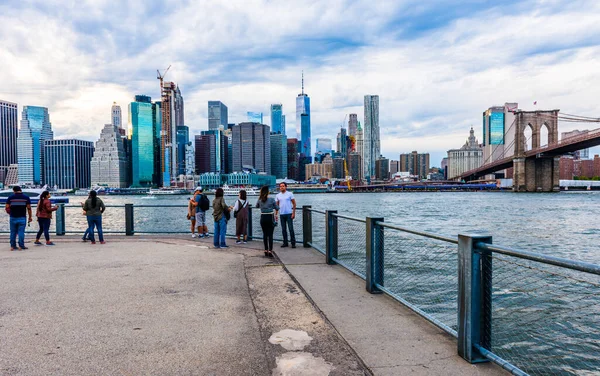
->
[130, 96, 155, 187]
[270, 104, 284, 134]
[17, 106, 54, 185]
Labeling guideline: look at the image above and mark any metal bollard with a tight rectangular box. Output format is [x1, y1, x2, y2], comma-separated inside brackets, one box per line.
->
[302, 205, 312, 248]
[457, 233, 493, 363]
[125, 203, 134, 236]
[325, 210, 338, 265]
[55, 203, 66, 236]
[366, 217, 384, 293]
[247, 206, 253, 241]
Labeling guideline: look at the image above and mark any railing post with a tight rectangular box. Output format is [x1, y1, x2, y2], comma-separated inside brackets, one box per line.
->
[366, 217, 384, 293]
[247, 206, 253, 241]
[302, 205, 312, 248]
[55, 203, 65, 236]
[325, 210, 338, 265]
[458, 234, 493, 363]
[125, 203, 134, 236]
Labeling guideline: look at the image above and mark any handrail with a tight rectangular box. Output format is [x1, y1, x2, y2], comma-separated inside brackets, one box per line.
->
[476, 242, 600, 276]
[376, 222, 459, 244]
[309, 208, 326, 214]
[331, 213, 366, 223]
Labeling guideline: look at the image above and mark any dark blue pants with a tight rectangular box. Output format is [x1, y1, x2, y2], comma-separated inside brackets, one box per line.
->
[9, 217, 27, 248]
[280, 214, 296, 246]
[86, 216, 104, 242]
[36, 218, 51, 242]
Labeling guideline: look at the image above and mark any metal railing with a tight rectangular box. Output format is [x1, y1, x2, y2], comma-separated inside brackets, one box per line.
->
[302, 207, 600, 376]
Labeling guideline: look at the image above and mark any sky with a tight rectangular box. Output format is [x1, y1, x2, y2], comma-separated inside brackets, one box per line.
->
[1, 0, 600, 166]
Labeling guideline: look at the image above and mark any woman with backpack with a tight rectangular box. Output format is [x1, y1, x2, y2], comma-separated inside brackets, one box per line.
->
[256, 185, 279, 258]
[212, 187, 229, 249]
[232, 189, 249, 244]
[34, 191, 58, 246]
[83, 190, 106, 245]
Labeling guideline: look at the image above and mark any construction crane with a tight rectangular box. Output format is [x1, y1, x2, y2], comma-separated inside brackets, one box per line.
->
[157, 65, 171, 87]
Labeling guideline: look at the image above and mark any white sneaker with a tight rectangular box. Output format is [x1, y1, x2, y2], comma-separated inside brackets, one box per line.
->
[192, 234, 197, 238]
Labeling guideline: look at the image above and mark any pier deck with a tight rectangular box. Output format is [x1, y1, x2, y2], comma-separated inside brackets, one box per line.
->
[0, 236, 505, 375]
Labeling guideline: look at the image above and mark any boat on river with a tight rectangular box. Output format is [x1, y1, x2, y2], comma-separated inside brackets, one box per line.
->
[148, 188, 188, 195]
[222, 185, 259, 196]
[0, 187, 70, 205]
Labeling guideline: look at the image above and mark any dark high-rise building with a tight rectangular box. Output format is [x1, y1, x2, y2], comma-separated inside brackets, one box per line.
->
[375, 156, 390, 180]
[208, 101, 228, 130]
[270, 132, 288, 179]
[287, 138, 299, 181]
[270, 104, 284, 135]
[296, 73, 311, 155]
[300, 113, 311, 157]
[337, 127, 348, 157]
[176, 125, 189, 176]
[298, 155, 311, 182]
[348, 113, 358, 137]
[195, 130, 228, 174]
[348, 152, 362, 181]
[400, 151, 430, 179]
[44, 139, 94, 189]
[332, 157, 345, 179]
[0, 100, 18, 181]
[231, 122, 271, 174]
[17, 106, 54, 185]
[363, 95, 380, 180]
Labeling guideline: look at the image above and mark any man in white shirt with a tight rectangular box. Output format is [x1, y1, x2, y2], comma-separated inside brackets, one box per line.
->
[275, 182, 296, 248]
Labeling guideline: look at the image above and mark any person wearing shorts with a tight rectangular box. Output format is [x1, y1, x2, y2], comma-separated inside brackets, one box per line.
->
[191, 187, 209, 238]
[187, 197, 197, 237]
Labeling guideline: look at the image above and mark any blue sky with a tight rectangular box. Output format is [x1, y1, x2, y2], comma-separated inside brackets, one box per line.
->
[1, 0, 600, 165]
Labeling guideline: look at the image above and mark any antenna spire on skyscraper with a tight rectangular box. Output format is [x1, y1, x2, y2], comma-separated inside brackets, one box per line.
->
[301, 71, 304, 95]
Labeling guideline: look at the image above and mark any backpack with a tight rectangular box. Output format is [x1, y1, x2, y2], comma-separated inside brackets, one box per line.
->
[224, 206, 231, 221]
[199, 194, 210, 211]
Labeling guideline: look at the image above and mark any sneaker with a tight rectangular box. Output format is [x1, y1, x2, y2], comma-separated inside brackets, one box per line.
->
[100, 241, 106, 245]
[291, 244, 296, 249]
[192, 234, 197, 238]
[82, 238, 88, 242]
[46, 242, 55, 246]
[281, 244, 288, 248]
[19, 246, 28, 250]
[235, 240, 242, 244]
[90, 242, 96, 245]
[220, 245, 229, 248]
[204, 233, 210, 238]
[243, 241, 247, 244]
[34, 241, 43, 245]
[10, 247, 16, 251]
[198, 234, 204, 239]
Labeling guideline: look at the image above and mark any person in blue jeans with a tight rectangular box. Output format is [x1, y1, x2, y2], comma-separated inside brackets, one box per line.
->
[212, 187, 229, 249]
[83, 190, 106, 244]
[5, 186, 33, 251]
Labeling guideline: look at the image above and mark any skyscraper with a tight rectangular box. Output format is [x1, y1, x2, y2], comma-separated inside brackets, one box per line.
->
[195, 130, 228, 174]
[296, 73, 311, 154]
[400, 151, 430, 179]
[482, 103, 517, 166]
[270, 104, 284, 134]
[270, 133, 288, 179]
[247, 112, 263, 123]
[176, 125, 189, 176]
[0, 100, 18, 181]
[160, 82, 182, 187]
[111, 102, 124, 136]
[287, 138, 299, 181]
[17, 106, 53, 185]
[363, 95, 380, 180]
[348, 113, 358, 136]
[337, 127, 348, 156]
[356, 121, 364, 181]
[44, 139, 94, 189]
[91, 124, 128, 188]
[175, 85, 184, 127]
[375, 156, 390, 180]
[208, 101, 228, 130]
[129, 96, 158, 187]
[231, 122, 271, 174]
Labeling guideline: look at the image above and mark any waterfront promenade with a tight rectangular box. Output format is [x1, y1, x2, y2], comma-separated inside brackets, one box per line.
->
[0, 236, 504, 375]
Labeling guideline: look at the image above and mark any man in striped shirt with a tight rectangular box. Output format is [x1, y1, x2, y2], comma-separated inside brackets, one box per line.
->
[5, 186, 32, 251]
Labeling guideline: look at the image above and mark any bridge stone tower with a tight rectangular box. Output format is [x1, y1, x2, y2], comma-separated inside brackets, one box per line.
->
[513, 110, 560, 192]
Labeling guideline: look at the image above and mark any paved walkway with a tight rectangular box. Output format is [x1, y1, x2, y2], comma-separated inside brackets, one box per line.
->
[0, 235, 505, 375]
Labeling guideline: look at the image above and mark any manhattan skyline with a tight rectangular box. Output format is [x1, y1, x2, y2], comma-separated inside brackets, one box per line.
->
[1, 1, 600, 165]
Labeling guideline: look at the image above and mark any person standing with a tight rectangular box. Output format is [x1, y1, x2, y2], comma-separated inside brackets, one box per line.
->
[232, 189, 249, 244]
[5, 186, 33, 251]
[187, 196, 197, 238]
[83, 190, 106, 245]
[212, 187, 229, 249]
[34, 191, 58, 246]
[80, 197, 92, 242]
[276, 182, 296, 248]
[191, 187, 210, 238]
[256, 185, 279, 257]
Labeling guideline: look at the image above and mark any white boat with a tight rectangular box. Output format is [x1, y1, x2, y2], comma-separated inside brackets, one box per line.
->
[0, 187, 70, 204]
[148, 188, 188, 195]
[222, 185, 259, 196]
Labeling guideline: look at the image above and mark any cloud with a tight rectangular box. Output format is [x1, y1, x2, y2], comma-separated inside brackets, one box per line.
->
[1, 0, 600, 166]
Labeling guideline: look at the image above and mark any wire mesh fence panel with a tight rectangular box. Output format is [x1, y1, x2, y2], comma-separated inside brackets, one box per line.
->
[134, 206, 189, 234]
[379, 229, 458, 331]
[251, 208, 264, 239]
[273, 214, 303, 244]
[336, 217, 366, 278]
[310, 210, 326, 254]
[487, 254, 600, 376]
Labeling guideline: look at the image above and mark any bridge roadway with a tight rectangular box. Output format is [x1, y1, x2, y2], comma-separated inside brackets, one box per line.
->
[455, 127, 600, 181]
[0, 236, 505, 375]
